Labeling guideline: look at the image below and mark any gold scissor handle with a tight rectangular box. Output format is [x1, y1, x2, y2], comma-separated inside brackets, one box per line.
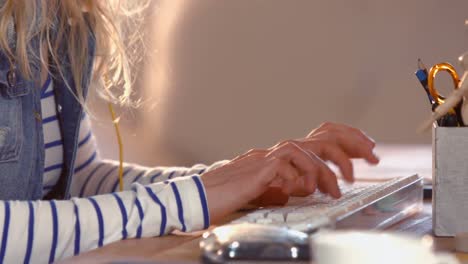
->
[428, 62, 460, 105]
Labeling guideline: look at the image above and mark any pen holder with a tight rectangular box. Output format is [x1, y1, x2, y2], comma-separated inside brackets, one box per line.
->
[433, 124, 468, 236]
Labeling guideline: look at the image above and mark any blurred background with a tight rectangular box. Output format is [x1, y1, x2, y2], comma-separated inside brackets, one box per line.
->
[89, 0, 468, 167]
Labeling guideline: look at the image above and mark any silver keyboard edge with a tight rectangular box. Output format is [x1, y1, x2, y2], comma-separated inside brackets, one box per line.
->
[336, 174, 422, 221]
[333, 174, 424, 231]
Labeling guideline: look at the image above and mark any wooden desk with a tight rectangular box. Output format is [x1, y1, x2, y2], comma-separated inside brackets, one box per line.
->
[61, 145, 468, 263]
[61, 202, 468, 263]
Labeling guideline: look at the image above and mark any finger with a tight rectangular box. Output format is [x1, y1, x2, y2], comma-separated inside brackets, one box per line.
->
[316, 161, 341, 198]
[267, 142, 320, 194]
[336, 123, 376, 148]
[258, 157, 299, 195]
[307, 122, 379, 163]
[269, 177, 284, 187]
[274, 158, 302, 194]
[311, 132, 379, 165]
[307, 144, 354, 183]
[289, 177, 314, 197]
[316, 179, 328, 194]
[311, 122, 376, 149]
[329, 125, 379, 164]
[302, 170, 318, 194]
[333, 131, 379, 164]
[261, 156, 300, 187]
[274, 157, 300, 182]
[267, 142, 318, 176]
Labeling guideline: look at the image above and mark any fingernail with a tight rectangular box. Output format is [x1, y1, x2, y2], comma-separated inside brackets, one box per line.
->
[367, 151, 379, 164]
[333, 189, 341, 198]
[373, 152, 380, 163]
[343, 175, 354, 183]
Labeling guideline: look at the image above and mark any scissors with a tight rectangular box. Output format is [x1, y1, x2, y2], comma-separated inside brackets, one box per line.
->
[427, 62, 465, 127]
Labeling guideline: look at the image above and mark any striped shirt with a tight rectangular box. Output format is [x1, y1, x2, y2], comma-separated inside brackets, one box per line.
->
[0, 79, 224, 263]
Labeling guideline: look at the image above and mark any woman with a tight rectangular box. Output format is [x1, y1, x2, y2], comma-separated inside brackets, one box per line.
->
[0, 1, 379, 263]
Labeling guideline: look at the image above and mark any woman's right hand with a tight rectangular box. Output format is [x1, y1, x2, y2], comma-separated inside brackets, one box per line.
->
[201, 145, 314, 223]
[200, 122, 378, 224]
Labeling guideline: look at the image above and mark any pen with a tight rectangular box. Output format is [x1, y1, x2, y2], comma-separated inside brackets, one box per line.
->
[415, 59, 446, 126]
[415, 59, 437, 108]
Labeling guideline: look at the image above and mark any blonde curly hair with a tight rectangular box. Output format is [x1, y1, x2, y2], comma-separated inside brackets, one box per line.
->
[0, 0, 148, 105]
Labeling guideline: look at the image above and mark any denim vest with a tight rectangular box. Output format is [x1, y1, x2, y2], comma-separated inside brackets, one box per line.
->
[0, 30, 95, 200]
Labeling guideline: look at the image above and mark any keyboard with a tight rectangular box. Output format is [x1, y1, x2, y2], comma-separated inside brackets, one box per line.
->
[231, 174, 423, 233]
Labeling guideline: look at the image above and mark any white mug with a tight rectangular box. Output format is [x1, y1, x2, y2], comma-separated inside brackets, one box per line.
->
[310, 230, 457, 264]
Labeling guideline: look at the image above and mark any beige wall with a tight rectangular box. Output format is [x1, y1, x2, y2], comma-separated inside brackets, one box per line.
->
[92, 0, 468, 167]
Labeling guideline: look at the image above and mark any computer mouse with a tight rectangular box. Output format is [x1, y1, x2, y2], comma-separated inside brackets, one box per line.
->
[200, 223, 311, 263]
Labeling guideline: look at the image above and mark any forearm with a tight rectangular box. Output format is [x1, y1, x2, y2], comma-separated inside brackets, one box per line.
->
[0, 176, 208, 263]
[70, 159, 226, 197]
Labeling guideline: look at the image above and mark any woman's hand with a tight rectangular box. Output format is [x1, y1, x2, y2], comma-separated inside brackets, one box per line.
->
[279, 122, 379, 196]
[200, 122, 379, 223]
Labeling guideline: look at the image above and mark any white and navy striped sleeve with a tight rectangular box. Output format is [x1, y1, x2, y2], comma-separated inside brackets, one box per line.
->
[0, 176, 210, 263]
[69, 115, 228, 197]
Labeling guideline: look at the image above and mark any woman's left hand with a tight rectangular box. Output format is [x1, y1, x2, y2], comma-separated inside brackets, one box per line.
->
[248, 122, 379, 203]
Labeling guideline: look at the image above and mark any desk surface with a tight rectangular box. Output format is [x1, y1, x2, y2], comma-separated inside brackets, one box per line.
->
[61, 203, 468, 263]
[61, 145, 468, 263]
